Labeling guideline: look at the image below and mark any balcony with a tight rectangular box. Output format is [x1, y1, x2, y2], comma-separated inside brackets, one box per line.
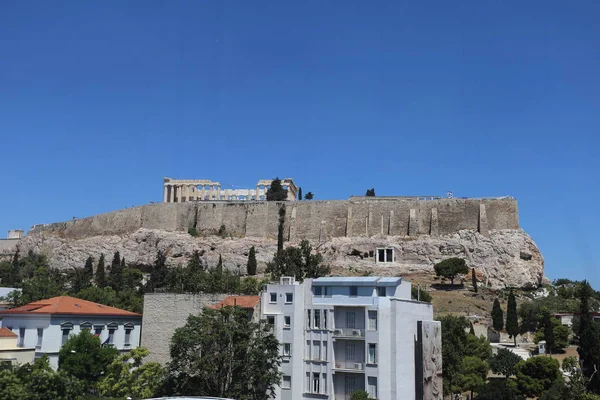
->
[333, 361, 365, 372]
[332, 328, 365, 339]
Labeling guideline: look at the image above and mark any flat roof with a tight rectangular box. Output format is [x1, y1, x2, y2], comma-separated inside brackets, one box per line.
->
[312, 277, 402, 287]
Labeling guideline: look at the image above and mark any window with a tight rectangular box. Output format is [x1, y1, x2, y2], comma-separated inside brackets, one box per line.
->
[124, 329, 132, 347]
[282, 375, 291, 390]
[322, 373, 327, 394]
[368, 377, 378, 398]
[18, 328, 25, 348]
[377, 286, 386, 297]
[386, 248, 393, 262]
[368, 310, 378, 331]
[307, 310, 311, 329]
[108, 329, 115, 344]
[322, 341, 327, 360]
[346, 311, 356, 328]
[80, 322, 92, 331]
[62, 329, 70, 345]
[377, 249, 385, 262]
[269, 292, 277, 303]
[323, 310, 328, 329]
[306, 340, 311, 359]
[284, 316, 291, 328]
[346, 342, 356, 361]
[312, 372, 320, 393]
[267, 316, 275, 326]
[377, 247, 394, 263]
[314, 286, 322, 296]
[314, 310, 321, 329]
[36, 328, 43, 349]
[283, 343, 291, 356]
[306, 372, 311, 392]
[345, 375, 357, 395]
[285, 293, 293, 304]
[94, 326, 104, 336]
[368, 343, 377, 364]
[349, 286, 358, 297]
[312, 341, 320, 360]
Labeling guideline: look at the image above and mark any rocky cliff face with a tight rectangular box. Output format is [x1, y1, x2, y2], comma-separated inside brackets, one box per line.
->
[18, 228, 543, 289]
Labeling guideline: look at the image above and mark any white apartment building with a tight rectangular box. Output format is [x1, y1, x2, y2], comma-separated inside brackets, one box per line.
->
[261, 276, 441, 400]
[0, 296, 142, 369]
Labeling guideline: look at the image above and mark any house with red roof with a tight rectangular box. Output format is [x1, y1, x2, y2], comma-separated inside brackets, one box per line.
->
[0, 326, 35, 366]
[210, 295, 261, 321]
[0, 296, 142, 369]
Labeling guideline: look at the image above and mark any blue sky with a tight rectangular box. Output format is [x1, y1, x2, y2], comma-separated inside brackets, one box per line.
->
[1, 1, 599, 286]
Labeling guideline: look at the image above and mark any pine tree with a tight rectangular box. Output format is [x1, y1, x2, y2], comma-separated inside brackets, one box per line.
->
[266, 178, 287, 201]
[471, 268, 478, 293]
[247, 246, 257, 276]
[304, 192, 314, 200]
[492, 298, 504, 331]
[95, 254, 106, 288]
[365, 188, 375, 196]
[506, 289, 519, 346]
[298, 187, 303, 201]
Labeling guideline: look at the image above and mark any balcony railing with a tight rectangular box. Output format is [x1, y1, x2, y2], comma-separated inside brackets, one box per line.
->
[332, 328, 365, 338]
[333, 361, 365, 371]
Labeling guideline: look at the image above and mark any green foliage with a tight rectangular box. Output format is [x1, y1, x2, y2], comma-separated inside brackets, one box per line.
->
[492, 298, 504, 331]
[304, 191, 314, 200]
[465, 334, 493, 362]
[83, 256, 94, 281]
[0, 369, 28, 400]
[67, 266, 92, 294]
[365, 188, 375, 197]
[411, 285, 432, 303]
[98, 347, 165, 399]
[0, 261, 19, 287]
[298, 187, 303, 201]
[58, 330, 119, 386]
[8, 265, 65, 306]
[146, 250, 169, 292]
[266, 240, 330, 282]
[562, 356, 579, 372]
[218, 224, 227, 238]
[107, 251, 124, 291]
[578, 280, 600, 393]
[266, 177, 288, 201]
[247, 246, 257, 276]
[534, 314, 570, 353]
[167, 306, 282, 400]
[459, 356, 488, 398]
[438, 315, 469, 395]
[277, 205, 286, 254]
[433, 258, 468, 286]
[515, 356, 563, 398]
[350, 390, 375, 400]
[490, 348, 522, 378]
[472, 268, 478, 293]
[506, 289, 519, 345]
[94, 254, 106, 288]
[188, 226, 198, 237]
[539, 380, 569, 400]
[475, 379, 524, 400]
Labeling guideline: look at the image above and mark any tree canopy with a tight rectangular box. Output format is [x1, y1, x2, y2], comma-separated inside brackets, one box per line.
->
[515, 356, 563, 398]
[266, 240, 330, 281]
[492, 298, 504, 331]
[490, 348, 522, 379]
[365, 188, 375, 196]
[266, 178, 288, 201]
[434, 258, 468, 286]
[506, 289, 519, 346]
[167, 306, 282, 400]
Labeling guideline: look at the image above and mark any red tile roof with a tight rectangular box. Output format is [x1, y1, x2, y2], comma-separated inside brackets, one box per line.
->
[0, 327, 17, 338]
[211, 296, 261, 310]
[0, 296, 142, 317]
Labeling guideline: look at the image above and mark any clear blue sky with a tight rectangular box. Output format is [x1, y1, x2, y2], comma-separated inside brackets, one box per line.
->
[1, 1, 599, 286]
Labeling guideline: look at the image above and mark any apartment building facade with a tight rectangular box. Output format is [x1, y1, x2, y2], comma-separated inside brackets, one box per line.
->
[261, 276, 441, 400]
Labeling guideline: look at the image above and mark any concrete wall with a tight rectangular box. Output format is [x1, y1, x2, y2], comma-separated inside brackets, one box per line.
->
[35, 198, 519, 240]
[141, 293, 228, 365]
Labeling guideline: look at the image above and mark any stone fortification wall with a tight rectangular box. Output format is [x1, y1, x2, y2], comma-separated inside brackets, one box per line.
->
[141, 293, 227, 365]
[35, 198, 519, 240]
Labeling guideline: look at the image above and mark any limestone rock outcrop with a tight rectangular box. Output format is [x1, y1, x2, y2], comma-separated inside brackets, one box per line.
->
[18, 228, 543, 289]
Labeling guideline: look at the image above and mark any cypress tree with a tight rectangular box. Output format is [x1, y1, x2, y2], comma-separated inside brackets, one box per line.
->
[298, 187, 303, 201]
[95, 254, 106, 288]
[109, 251, 124, 290]
[247, 246, 257, 276]
[84, 256, 94, 280]
[577, 280, 600, 393]
[492, 298, 504, 331]
[541, 309, 555, 353]
[471, 268, 478, 293]
[216, 254, 223, 273]
[277, 205, 286, 255]
[506, 289, 519, 346]
[266, 177, 287, 201]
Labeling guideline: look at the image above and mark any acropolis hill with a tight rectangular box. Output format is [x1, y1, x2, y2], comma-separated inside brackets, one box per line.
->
[17, 180, 544, 289]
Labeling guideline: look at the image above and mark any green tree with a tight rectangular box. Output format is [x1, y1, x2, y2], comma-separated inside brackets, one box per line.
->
[67, 267, 91, 294]
[167, 306, 282, 400]
[277, 205, 286, 254]
[506, 289, 519, 346]
[411, 285, 432, 303]
[0, 370, 28, 400]
[365, 188, 375, 196]
[465, 334, 493, 362]
[578, 280, 600, 393]
[438, 315, 469, 396]
[515, 356, 563, 398]
[16, 266, 64, 305]
[83, 256, 94, 281]
[216, 254, 223, 273]
[95, 254, 106, 288]
[490, 348, 522, 379]
[492, 298, 504, 331]
[146, 250, 169, 292]
[472, 268, 478, 293]
[350, 389, 375, 400]
[300, 240, 329, 278]
[540, 309, 556, 353]
[0, 262, 17, 287]
[108, 251, 124, 291]
[434, 257, 468, 286]
[58, 330, 119, 387]
[247, 246, 257, 276]
[266, 178, 288, 201]
[298, 187, 303, 201]
[267, 240, 329, 282]
[98, 347, 165, 399]
[475, 379, 524, 400]
[304, 192, 314, 200]
[459, 356, 488, 399]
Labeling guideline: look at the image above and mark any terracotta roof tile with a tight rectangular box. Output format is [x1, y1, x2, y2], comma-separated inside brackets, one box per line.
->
[0, 327, 17, 338]
[211, 296, 261, 310]
[0, 296, 142, 317]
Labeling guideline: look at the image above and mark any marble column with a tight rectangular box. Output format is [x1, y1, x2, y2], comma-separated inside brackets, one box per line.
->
[163, 185, 168, 202]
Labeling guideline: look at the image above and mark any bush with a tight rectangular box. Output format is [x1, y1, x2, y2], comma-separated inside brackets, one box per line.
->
[188, 227, 198, 237]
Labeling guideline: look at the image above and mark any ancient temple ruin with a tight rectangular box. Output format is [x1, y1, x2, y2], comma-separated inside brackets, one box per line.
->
[163, 177, 298, 202]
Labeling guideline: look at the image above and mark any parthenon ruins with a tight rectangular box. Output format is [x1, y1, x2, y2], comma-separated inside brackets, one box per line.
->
[163, 177, 298, 202]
